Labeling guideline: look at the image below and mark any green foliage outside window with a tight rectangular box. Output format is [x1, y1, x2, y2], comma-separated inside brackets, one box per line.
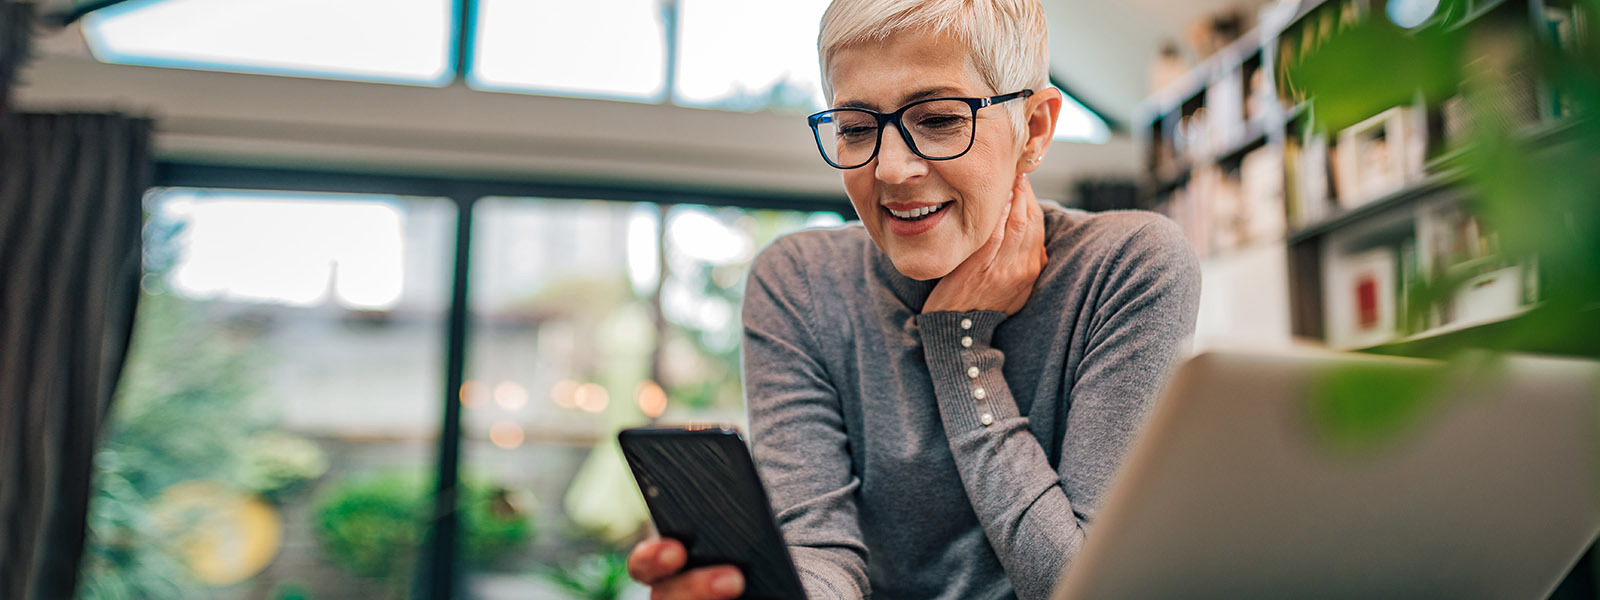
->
[78, 215, 276, 599]
[312, 470, 536, 598]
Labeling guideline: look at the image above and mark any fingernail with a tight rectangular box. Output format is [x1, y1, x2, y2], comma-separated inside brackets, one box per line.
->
[712, 572, 744, 596]
[658, 544, 682, 568]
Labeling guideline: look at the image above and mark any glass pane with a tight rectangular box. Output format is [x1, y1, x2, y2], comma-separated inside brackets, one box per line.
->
[83, 0, 455, 85]
[1054, 89, 1112, 143]
[674, 0, 828, 113]
[471, 0, 667, 101]
[462, 197, 844, 598]
[79, 189, 456, 599]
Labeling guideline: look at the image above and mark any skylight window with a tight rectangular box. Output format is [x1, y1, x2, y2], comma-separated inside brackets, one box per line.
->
[84, 0, 455, 86]
[673, 0, 828, 113]
[470, 0, 667, 101]
[79, 0, 1114, 138]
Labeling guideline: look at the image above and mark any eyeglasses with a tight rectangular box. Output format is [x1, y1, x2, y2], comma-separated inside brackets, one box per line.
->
[806, 90, 1033, 170]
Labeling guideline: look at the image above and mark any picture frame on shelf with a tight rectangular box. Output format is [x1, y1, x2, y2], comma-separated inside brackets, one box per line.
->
[1333, 106, 1421, 208]
[1326, 246, 1400, 350]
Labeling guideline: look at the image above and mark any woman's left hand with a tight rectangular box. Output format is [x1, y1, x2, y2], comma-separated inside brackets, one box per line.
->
[924, 172, 1047, 316]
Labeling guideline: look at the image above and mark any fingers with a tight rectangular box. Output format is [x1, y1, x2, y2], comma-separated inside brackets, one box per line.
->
[628, 538, 686, 585]
[967, 189, 1013, 270]
[1008, 173, 1032, 237]
[651, 565, 746, 600]
[629, 539, 745, 599]
[1021, 175, 1047, 264]
[998, 173, 1036, 259]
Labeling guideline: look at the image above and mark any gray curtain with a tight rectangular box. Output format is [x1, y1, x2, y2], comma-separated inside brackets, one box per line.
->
[1, 0, 32, 117]
[0, 111, 153, 599]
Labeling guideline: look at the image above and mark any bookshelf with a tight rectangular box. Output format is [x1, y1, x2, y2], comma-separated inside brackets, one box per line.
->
[1138, 0, 1590, 352]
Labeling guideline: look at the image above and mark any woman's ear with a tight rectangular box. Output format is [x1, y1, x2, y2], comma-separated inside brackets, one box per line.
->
[1017, 87, 1063, 174]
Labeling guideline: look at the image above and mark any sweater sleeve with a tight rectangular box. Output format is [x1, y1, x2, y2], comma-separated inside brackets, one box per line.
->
[741, 238, 870, 600]
[913, 218, 1201, 600]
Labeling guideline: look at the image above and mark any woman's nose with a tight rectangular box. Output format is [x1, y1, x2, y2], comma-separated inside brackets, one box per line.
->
[874, 124, 927, 184]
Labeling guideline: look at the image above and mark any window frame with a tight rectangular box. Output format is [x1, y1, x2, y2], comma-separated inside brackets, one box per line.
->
[148, 159, 848, 599]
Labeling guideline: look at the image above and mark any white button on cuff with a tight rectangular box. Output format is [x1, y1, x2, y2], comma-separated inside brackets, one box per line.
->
[980, 413, 994, 426]
[961, 336, 973, 348]
[973, 388, 986, 400]
[967, 366, 980, 379]
[961, 318, 973, 330]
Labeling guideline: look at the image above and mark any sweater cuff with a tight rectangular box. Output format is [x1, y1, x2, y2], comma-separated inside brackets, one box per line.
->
[915, 311, 1020, 431]
[788, 546, 867, 600]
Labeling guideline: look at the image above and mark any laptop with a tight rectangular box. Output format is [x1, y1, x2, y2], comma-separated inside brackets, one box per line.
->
[1051, 349, 1600, 600]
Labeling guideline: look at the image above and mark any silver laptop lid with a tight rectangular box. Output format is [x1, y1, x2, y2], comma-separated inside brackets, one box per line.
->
[1053, 350, 1600, 600]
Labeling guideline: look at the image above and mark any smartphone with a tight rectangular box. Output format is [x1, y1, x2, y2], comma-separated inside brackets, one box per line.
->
[618, 426, 806, 600]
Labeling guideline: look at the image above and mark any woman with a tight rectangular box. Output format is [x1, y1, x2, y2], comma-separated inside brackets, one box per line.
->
[629, 1, 1200, 598]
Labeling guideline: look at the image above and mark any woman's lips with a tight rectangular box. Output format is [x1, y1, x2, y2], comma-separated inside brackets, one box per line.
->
[882, 202, 950, 237]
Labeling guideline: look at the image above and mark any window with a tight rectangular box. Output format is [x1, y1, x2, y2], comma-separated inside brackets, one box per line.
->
[84, 0, 455, 85]
[469, 0, 668, 101]
[80, 189, 456, 598]
[673, 0, 829, 113]
[79, 0, 1116, 136]
[461, 197, 842, 596]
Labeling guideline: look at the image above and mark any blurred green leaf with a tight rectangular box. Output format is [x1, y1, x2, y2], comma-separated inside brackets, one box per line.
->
[1287, 18, 1464, 133]
[542, 552, 636, 600]
[1308, 362, 1451, 452]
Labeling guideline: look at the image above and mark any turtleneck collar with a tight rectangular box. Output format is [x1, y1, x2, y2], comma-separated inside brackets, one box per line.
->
[869, 242, 939, 312]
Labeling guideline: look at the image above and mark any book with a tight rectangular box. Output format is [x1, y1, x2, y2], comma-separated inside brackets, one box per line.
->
[1240, 146, 1287, 245]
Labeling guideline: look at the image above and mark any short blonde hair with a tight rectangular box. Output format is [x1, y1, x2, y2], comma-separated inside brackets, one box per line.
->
[817, 0, 1051, 141]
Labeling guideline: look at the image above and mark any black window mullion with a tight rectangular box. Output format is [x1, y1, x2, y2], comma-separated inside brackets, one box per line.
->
[419, 193, 475, 600]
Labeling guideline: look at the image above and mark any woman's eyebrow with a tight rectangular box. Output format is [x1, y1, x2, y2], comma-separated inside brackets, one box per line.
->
[834, 87, 965, 112]
[901, 87, 962, 104]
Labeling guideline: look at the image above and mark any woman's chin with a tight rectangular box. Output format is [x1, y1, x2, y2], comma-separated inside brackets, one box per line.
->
[890, 256, 956, 281]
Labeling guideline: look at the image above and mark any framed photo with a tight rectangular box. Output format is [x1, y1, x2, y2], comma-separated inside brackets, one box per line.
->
[1334, 107, 1418, 207]
[1325, 247, 1399, 349]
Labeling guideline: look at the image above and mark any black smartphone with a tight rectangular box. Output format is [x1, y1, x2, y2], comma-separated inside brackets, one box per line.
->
[618, 426, 806, 600]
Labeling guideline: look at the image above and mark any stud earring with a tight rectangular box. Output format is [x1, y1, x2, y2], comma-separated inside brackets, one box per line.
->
[1026, 156, 1041, 164]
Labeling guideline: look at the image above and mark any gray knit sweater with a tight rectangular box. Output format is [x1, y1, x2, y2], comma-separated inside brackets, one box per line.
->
[740, 202, 1201, 600]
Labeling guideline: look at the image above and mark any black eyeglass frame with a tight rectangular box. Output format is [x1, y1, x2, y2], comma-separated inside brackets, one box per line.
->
[806, 89, 1034, 170]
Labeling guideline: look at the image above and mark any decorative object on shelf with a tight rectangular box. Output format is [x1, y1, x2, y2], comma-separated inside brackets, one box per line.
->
[1327, 247, 1399, 349]
[1187, 6, 1254, 59]
[1148, 41, 1191, 95]
[1333, 105, 1426, 207]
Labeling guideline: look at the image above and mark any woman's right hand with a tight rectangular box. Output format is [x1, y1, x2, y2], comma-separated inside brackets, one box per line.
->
[627, 537, 746, 599]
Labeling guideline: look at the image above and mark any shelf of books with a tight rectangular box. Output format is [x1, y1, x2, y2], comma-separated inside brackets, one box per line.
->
[1138, 0, 1590, 353]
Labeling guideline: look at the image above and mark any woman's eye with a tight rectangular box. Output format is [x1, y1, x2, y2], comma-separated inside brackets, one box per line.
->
[837, 125, 876, 141]
[916, 115, 968, 130]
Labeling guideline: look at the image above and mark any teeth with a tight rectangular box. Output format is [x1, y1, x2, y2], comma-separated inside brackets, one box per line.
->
[888, 203, 945, 220]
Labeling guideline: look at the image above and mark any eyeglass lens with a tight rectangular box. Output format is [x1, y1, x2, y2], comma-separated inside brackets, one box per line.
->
[814, 99, 976, 168]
